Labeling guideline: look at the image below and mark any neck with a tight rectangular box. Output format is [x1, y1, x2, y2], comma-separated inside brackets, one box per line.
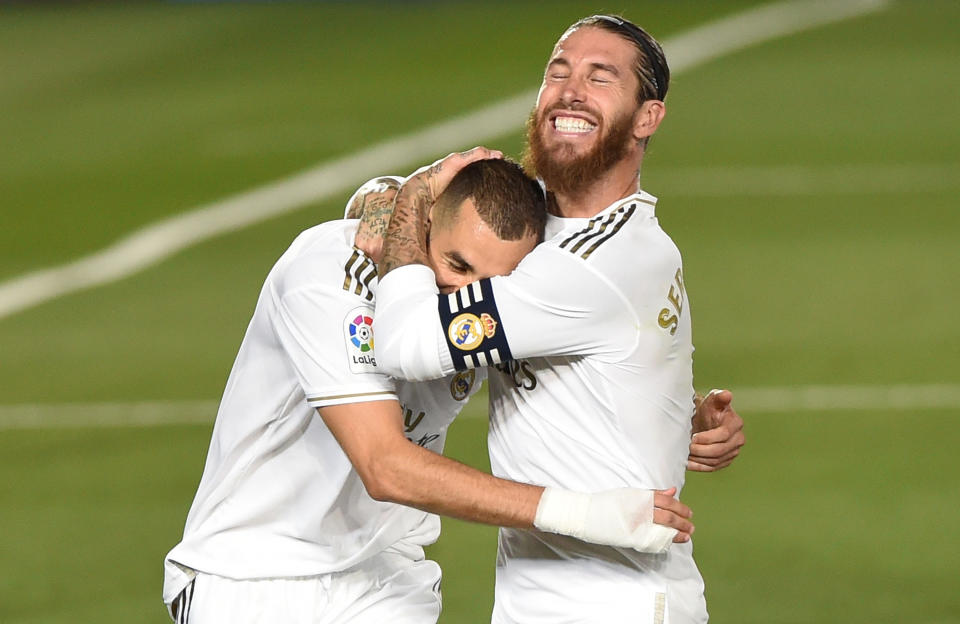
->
[548, 157, 642, 219]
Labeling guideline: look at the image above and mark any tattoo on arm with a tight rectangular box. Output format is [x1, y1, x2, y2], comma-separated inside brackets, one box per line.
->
[355, 192, 397, 244]
[380, 175, 434, 276]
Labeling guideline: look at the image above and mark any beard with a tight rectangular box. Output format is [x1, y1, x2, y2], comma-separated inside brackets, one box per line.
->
[522, 104, 636, 197]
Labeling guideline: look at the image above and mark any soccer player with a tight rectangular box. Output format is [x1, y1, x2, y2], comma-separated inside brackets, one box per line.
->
[162, 158, 695, 624]
[372, 15, 732, 623]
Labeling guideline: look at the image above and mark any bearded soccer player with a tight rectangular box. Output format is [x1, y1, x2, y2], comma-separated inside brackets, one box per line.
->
[162, 158, 698, 624]
[373, 15, 743, 624]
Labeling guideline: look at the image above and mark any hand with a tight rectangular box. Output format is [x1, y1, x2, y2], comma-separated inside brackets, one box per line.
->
[653, 487, 694, 543]
[348, 177, 401, 263]
[688, 389, 745, 472]
[409, 146, 503, 200]
[534, 486, 693, 553]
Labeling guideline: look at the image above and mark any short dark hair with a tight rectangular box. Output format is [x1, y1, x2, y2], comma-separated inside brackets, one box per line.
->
[433, 159, 546, 242]
[567, 14, 670, 105]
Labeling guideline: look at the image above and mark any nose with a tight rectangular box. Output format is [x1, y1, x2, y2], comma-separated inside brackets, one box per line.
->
[438, 275, 471, 295]
[560, 75, 587, 107]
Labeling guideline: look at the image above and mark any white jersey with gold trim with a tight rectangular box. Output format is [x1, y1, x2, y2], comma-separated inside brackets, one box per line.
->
[375, 192, 706, 623]
[163, 220, 484, 605]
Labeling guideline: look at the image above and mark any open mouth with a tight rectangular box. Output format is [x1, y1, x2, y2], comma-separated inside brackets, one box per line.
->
[550, 112, 598, 135]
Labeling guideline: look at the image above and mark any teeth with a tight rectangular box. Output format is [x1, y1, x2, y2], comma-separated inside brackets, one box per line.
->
[554, 116, 595, 133]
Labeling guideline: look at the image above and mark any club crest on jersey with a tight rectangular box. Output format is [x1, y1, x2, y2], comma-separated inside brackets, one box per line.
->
[450, 369, 477, 401]
[344, 307, 377, 373]
[447, 312, 497, 351]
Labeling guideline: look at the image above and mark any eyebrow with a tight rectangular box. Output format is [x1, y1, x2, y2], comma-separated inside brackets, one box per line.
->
[446, 251, 474, 273]
[590, 62, 620, 76]
[546, 57, 621, 77]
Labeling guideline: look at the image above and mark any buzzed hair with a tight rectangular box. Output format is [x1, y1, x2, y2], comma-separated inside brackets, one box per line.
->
[432, 159, 547, 242]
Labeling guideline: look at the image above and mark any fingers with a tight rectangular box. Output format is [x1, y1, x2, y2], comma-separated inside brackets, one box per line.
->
[654, 490, 691, 518]
[653, 490, 693, 540]
[690, 427, 745, 454]
[687, 446, 741, 472]
[444, 146, 503, 165]
[687, 455, 737, 472]
[652, 504, 694, 542]
[703, 388, 733, 409]
[423, 146, 504, 198]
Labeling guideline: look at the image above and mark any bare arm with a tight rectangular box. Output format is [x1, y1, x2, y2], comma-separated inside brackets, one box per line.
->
[319, 400, 694, 542]
[380, 147, 502, 276]
[347, 176, 402, 264]
[319, 400, 540, 527]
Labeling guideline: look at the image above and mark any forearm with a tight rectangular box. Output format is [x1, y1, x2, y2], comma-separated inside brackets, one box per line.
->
[366, 440, 541, 528]
[380, 175, 432, 276]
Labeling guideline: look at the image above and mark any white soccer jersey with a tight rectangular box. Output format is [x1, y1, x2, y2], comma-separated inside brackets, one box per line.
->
[163, 220, 484, 605]
[375, 192, 706, 623]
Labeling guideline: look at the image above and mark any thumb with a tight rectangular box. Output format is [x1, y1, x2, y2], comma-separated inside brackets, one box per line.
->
[705, 388, 733, 410]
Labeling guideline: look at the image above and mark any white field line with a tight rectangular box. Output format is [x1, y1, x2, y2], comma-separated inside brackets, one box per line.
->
[1, 383, 957, 430]
[0, 0, 889, 321]
[652, 163, 960, 197]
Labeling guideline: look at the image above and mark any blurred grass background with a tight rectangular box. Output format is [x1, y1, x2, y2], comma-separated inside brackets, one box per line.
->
[1, 1, 957, 622]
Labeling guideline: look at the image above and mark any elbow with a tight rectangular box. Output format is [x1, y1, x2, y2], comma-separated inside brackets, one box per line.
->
[357, 453, 405, 503]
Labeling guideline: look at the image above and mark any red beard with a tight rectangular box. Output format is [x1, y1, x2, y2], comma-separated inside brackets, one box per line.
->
[522, 104, 636, 196]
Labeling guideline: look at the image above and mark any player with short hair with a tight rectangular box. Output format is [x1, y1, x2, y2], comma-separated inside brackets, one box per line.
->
[163, 157, 696, 624]
[372, 15, 739, 624]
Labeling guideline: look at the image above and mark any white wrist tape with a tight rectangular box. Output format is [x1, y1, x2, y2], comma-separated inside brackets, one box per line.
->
[534, 487, 677, 554]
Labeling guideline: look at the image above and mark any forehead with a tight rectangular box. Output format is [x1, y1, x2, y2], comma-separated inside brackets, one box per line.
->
[548, 25, 637, 69]
[435, 199, 535, 257]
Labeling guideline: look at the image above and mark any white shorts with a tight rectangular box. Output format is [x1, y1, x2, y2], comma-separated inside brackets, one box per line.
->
[167, 551, 442, 624]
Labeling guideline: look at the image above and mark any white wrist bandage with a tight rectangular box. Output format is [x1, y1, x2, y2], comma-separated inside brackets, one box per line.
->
[533, 487, 677, 554]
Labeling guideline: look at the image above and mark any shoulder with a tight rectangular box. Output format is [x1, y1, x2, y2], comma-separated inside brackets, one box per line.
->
[271, 220, 374, 302]
[541, 195, 679, 271]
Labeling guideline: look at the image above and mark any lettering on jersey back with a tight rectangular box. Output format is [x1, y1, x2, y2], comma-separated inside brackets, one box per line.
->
[495, 359, 538, 391]
[657, 268, 686, 336]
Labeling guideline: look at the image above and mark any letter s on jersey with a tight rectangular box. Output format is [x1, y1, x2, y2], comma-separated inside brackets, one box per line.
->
[657, 268, 686, 336]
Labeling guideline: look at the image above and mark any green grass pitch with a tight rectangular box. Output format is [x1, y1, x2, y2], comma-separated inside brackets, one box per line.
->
[1, 1, 958, 622]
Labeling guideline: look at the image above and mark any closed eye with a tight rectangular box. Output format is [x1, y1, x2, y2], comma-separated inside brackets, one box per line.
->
[445, 252, 473, 275]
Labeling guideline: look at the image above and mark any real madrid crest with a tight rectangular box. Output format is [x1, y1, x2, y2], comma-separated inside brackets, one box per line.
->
[447, 312, 498, 351]
[450, 369, 477, 401]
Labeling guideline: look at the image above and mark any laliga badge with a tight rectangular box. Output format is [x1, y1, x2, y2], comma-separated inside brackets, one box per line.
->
[447, 312, 497, 351]
[344, 307, 378, 373]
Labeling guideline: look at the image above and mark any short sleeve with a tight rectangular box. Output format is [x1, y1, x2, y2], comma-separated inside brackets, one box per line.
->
[272, 284, 398, 408]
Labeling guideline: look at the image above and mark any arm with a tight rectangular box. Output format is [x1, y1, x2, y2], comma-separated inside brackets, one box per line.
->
[379, 147, 502, 276]
[344, 176, 403, 264]
[688, 388, 745, 472]
[375, 242, 635, 380]
[319, 400, 540, 527]
[319, 399, 694, 547]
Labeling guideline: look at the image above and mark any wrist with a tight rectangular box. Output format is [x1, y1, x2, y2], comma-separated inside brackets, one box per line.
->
[533, 487, 590, 538]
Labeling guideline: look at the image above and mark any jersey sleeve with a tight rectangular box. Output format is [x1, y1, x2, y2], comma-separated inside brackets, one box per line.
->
[272, 279, 398, 408]
[374, 247, 633, 380]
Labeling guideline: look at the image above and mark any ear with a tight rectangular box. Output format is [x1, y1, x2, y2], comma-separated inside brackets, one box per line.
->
[632, 100, 666, 142]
